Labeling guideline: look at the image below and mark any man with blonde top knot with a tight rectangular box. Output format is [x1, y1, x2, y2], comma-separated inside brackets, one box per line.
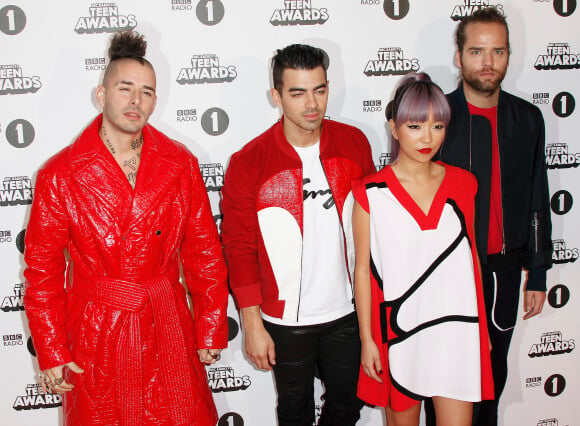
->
[24, 31, 228, 425]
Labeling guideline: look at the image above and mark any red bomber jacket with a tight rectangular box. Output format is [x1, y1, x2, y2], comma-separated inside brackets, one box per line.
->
[221, 119, 375, 321]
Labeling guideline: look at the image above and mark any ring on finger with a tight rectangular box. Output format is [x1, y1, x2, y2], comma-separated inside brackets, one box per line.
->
[210, 353, 221, 361]
[54, 378, 64, 386]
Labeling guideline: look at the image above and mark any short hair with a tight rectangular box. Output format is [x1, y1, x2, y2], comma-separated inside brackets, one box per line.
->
[455, 7, 510, 55]
[271, 44, 328, 93]
[103, 31, 153, 84]
[385, 72, 451, 162]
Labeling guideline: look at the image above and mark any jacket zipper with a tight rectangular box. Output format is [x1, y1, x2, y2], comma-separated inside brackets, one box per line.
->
[532, 212, 539, 253]
[496, 116, 507, 255]
[296, 167, 304, 322]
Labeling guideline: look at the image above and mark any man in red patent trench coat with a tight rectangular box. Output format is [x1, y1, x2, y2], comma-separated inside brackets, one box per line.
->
[23, 31, 228, 425]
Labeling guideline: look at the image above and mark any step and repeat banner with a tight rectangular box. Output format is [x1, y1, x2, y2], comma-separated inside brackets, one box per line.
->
[1, 1, 578, 425]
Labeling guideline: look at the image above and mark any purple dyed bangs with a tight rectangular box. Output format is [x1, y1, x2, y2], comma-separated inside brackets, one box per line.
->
[394, 82, 451, 128]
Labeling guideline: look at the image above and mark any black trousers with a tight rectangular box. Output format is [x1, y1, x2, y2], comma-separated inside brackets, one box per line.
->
[264, 312, 364, 426]
[425, 264, 522, 426]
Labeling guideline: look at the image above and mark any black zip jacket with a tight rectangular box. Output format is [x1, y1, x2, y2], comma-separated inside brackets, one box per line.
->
[438, 84, 552, 291]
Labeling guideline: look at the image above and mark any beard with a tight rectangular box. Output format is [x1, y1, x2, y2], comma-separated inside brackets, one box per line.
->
[462, 67, 506, 95]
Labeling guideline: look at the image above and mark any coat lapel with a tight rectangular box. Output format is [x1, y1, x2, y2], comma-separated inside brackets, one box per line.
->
[126, 124, 185, 228]
[69, 116, 134, 227]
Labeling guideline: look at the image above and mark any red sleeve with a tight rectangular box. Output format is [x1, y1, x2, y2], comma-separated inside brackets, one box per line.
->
[23, 168, 73, 370]
[220, 153, 263, 308]
[180, 156, 229, 349]
[352, 179, 370, 213]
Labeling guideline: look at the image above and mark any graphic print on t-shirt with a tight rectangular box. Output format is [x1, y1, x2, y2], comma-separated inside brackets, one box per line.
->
[302, 177, 335, 209]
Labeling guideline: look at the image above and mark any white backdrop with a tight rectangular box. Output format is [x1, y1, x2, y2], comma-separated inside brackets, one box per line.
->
[0, 1, 578, 425]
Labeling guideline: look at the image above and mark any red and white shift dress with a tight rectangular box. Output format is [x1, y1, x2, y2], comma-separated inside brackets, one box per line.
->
[353, 162, 494, 412]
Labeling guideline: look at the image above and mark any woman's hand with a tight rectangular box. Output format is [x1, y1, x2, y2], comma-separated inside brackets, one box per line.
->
[361, 339, 383, 383]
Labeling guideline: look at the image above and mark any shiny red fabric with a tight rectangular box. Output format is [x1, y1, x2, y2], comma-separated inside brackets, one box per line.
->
[24, 115, 228, 425]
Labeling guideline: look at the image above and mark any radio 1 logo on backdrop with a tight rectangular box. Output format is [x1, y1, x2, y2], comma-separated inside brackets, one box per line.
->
[170, 0, 226, 25]
[548, 284, 570, 309]
[74, 3, 137, 34]
[525, 374, 567, 398]
[364, 47, 420, 76]
[450, 1, 504, 21]
[2, 119, 35, 148]
[0, 65, 41, 95]
[553, 0, 577, 17]
[535, 43, 580, 70]
[177, 54, 237, 84]
[0, 5, 26, 35]
[270, 0, 329, 25]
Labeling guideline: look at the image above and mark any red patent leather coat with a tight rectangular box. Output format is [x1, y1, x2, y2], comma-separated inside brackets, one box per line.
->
[24, 115, 228, 425]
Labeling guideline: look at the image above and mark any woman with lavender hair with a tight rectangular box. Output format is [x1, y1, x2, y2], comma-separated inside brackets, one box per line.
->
[352, 73, 494, 425]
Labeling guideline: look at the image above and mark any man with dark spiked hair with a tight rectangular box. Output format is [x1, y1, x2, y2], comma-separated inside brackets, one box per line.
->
[24, 30, 228, 425]
[428, 7, 553, 426]
[222, 44, 374, 425]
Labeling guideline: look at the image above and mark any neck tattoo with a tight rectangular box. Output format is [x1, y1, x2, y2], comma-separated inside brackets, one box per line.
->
[131, 135, 144, 151]
[100, 126, 116, 155]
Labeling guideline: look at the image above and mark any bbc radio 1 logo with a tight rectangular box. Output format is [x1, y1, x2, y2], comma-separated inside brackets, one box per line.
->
[200, 163, 224, 191]
[363, 99, 383, 113]
[0, 65, 42, 95]
[176, 108, 197, 123]
[2, 283, 24, 312]
[218, 412, 244, 426]
[2, 119, 35, 148]
[3, 333, 23, 347]
[548, 284, 570, 309]
[552, 239, 579, 264]
[171, 0, 193, 11]
[545, 144, 580, 169]
[74, 3, 137, 34]
[532, 91, 576, 118]
[450, 1, 504, 21]
[84, 57, 106, 72]
[13, 383, 62, 411]
[171, 0, 226, 26]
[1, 176, 33, 207]
[207, 367, 251, 393]
[553, 0, 577, 17]
[176, 54, 237, 85]
[0, 5, 26, 35]
[525, 374, 566, 397]
[550, 190, 573, 215]
[0, 230, 13, 244]
[528, 331, 575, 358]
[534, 43, 580, 70]
[364, 47, 420, 76]
[270, 0, 329, 26]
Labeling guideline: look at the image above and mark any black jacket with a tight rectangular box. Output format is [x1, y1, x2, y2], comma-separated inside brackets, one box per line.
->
[438, 85, 552, 291]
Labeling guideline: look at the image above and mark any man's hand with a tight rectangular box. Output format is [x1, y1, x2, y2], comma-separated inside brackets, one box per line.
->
[523, 290, 546, 320]
[40, 361, 84, 394]
[198, 348, 223, 365]
[241, 306, 275, 370]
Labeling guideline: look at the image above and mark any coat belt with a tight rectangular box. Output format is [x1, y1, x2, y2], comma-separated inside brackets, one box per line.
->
[71, 271, 196, 426]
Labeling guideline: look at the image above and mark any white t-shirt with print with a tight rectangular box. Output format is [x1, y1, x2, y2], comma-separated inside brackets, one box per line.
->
[262, 142, 354, 326]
